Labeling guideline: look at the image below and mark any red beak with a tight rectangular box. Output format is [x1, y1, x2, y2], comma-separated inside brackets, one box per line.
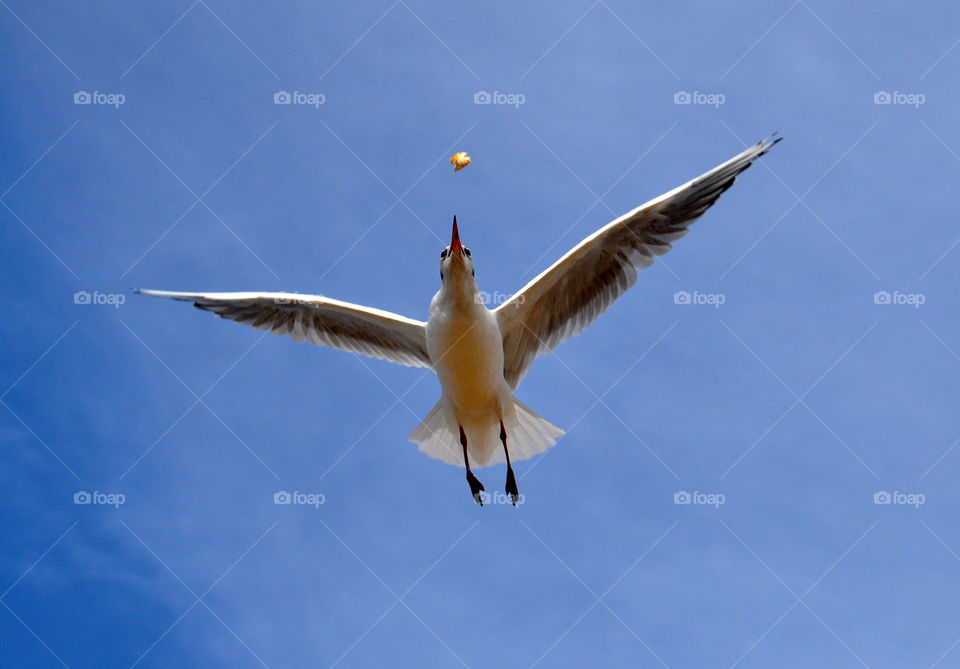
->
[450, 216, 463, 255]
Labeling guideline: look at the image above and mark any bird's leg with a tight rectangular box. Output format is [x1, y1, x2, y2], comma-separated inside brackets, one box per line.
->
[500, 420, 519, 506]
[461, 425, 485, 506]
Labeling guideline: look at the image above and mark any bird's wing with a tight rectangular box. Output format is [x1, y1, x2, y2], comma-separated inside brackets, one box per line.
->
[137, 290, 431, 368]
[496, 135, 780, 387]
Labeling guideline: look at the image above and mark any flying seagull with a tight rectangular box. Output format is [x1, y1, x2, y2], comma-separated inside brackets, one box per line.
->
[138, 135, 780, 506]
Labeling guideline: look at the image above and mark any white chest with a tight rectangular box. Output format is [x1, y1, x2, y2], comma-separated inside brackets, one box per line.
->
[426, 292, 505, 411]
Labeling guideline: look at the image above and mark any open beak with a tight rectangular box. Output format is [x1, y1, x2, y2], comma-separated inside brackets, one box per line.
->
[450, 216, 463, 255]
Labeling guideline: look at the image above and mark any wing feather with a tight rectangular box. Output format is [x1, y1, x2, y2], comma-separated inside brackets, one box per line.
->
[137, 290, 431, 368]
[496, 136, 781, 387]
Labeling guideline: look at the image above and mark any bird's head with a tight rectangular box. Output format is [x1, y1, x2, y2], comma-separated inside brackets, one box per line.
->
[439, 216, 474, 281]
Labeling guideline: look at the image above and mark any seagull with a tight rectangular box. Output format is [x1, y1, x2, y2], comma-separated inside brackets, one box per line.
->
[138, 135, 780, 506]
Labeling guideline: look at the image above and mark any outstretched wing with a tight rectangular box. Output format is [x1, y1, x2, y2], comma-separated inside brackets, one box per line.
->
[138, 290, 431, 368]
[496, 136, 780, 388]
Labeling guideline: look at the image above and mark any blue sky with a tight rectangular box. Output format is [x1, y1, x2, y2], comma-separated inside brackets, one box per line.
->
[2, 1, 960, 667]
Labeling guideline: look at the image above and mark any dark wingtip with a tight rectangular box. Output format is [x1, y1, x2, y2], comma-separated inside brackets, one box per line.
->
[755, 134, 783, 157]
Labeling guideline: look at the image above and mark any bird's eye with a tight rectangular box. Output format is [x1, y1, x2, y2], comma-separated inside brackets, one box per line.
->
[463, 248, 471, 257]
[440, 249, 448, 259]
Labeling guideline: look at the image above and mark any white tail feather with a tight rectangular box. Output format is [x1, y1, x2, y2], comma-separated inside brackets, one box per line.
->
[408, 397, 564, 468]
